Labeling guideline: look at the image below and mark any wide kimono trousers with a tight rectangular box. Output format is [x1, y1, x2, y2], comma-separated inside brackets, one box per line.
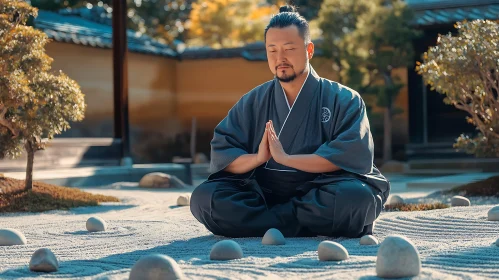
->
[190, 66, 390, 238]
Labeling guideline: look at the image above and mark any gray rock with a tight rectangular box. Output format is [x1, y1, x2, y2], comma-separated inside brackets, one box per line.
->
[86, 217, 106, 232]
[317, 241, 349, 261]
[360, 235, 379, 245]
[139, 172, 186, 188]
[262, 228, 285, 245]
[210, 240, 243, 260]
[29, 248, 58, 272]
[129, 254, 184, 280]
[451, 195, 471, 207]
[387, 195, 404, 205]
[376, 235, 421, 278]
[488, 205, 499, 221]
[0, 228, 26, 246]
[177, 195, 190, 206]
[496, 238, 499, 247]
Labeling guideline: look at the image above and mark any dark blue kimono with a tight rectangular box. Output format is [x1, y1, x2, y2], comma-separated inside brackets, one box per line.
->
[190, 66, 390, 238]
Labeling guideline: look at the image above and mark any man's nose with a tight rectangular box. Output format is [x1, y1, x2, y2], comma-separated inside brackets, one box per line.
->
[276, 50, 287, 62]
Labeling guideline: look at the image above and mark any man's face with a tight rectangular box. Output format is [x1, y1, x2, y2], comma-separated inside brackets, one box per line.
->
[265, 25, 313, 83]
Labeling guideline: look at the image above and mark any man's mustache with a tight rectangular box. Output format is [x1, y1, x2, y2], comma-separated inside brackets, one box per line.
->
[276, 64, 293, 70]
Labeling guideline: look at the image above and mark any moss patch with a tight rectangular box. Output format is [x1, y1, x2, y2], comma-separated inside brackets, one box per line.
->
[384, 202, 450, 212]
[0, 177, 120, 213]
[442, 175, 499, 197]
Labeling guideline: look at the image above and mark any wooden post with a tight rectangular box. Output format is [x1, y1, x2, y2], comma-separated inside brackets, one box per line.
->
[112, 0, 132, 166]
[190, 117, 197, 161]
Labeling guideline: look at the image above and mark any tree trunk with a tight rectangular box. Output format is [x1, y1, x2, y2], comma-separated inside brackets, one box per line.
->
[383, 105, 392, 162]
[382, 71, 394, 162]
[24, 139, 35, 190]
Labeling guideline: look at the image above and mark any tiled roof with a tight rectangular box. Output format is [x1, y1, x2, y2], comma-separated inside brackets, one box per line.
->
[181, 42, 268, 61]
[406, 0, 499, 26]
[181, 41, 324, 61]
[406, 0, 499, 10]
[34, 10, 177, 58]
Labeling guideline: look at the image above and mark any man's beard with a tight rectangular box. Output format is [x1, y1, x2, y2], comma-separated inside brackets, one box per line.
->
[276, 65, 305, 83]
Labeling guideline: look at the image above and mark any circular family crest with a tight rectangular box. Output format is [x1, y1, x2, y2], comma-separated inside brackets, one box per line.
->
[321, 107, 331, 123]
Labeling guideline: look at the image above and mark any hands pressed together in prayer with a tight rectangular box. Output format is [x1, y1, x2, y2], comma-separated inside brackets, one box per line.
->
[256, 120, 289, 164]
[256, 120, 340, 173]
[228, 121, 339, 174]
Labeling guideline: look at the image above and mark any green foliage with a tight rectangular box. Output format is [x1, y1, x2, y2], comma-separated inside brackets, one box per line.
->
[318, 0, 419, 93]
[29, 0, 190, 46]
[317, 0, 420, 160]
[186, 0, 281, 48]
[417, 20, 499, 157]
[0, 0, 86, 158]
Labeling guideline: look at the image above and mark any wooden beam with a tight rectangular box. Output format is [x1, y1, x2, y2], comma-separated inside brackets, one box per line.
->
[112, 0, 131, 165]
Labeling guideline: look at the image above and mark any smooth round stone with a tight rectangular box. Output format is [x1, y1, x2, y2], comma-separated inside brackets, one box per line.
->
[139, 172, 173, 188]
[0, 228, 26, 246]
[387, 195, 404, 205]
[360, 235, 379, 245]
[29, 248, 58, 272]
[262, 228, 285, 245]
[86, 217, 106, 232]
[487, 205, 499, 221]
[177, 195, 190, 206]
[451, 195, 471, 207]
[317, 241, 349, 261]
[129, 254, 184, 280]
[376, 235, 421, 278]
[210, 240, 243, 260]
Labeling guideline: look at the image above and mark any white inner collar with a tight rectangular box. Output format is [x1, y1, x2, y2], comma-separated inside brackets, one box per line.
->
[280, 69, 310, 110]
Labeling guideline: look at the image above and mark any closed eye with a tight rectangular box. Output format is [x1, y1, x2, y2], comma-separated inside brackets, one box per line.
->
[286, 48, 296, 51]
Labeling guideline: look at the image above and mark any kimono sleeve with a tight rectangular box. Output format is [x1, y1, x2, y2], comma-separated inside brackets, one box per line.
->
[313, 90, 374, 175]
[209, 95, 254, 174]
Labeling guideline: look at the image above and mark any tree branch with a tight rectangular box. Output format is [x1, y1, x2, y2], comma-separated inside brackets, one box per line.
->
[0, 105, 18, 138]
[455, 101, 499, 139]
[474, 55, 499, 114]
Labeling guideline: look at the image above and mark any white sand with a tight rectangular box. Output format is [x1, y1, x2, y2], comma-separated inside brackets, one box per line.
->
[1, 182, 499, 279]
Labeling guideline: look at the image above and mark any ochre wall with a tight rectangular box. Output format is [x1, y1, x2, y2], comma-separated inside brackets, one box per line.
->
[175, 58, 273, 130]
[45, 42, 178, 138]
[44, 41, 409, 161]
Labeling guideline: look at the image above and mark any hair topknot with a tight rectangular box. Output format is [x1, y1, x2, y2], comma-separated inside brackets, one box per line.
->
[264, 4, 310, 43]
[279, 5, 297, 13]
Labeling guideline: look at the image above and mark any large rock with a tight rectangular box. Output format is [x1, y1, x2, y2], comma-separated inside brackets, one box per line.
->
[262, 228, 285, 245]
[210, 240, 243, 260]
[488, 205, 499, 221]
[0, 228, 26, 246]
[317, 241, 349, 261]
[86, 217, 106, 232]
[129, 254, 184, 280]
[496, 238, 499, 247]
[376, 235, 421, 278]
[177, 195, 190, 206]
[451, 195, 471, 207]
[386, 194, 405, 205]
[139, 172, 186, 188]
[29, 248, 58, 272]
[360, 235, 379, 246]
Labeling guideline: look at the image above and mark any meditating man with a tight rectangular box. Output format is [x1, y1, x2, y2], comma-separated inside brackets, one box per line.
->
[190, 5, 390, 238]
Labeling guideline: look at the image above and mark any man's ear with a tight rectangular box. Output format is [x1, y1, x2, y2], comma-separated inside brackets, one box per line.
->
[307, 42, 314, 59]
